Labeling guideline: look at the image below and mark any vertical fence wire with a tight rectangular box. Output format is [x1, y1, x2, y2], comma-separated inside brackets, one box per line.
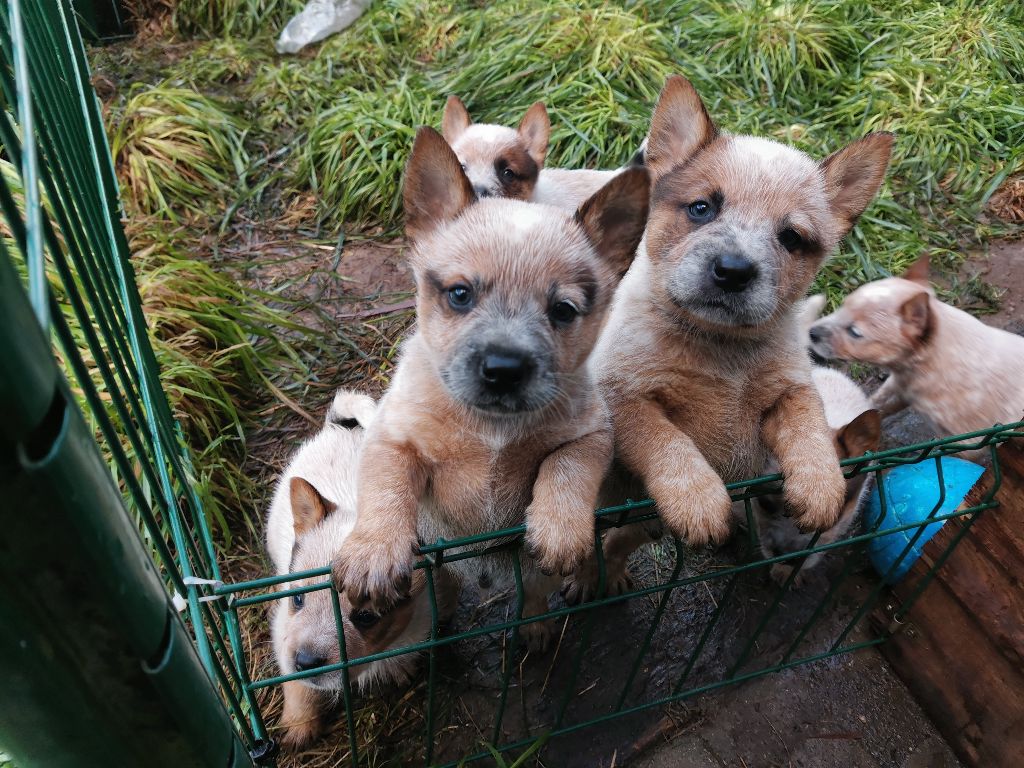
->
[0, 0, 261, 755]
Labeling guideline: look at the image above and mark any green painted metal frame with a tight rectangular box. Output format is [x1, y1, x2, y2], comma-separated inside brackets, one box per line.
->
[1, 1, 1019, 766]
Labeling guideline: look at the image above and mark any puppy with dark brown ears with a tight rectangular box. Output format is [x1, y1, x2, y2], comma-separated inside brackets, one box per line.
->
[442, 96, 551, 201]
[566, 75, 893, 601]
[332, 126, 650, 649]
[442, 95, 641, 212]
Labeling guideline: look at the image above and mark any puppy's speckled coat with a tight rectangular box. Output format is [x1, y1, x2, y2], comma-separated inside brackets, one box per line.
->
[566, 75, 892, 601]
[332, 126, 649, 649]
[809, 256, 1024, 437]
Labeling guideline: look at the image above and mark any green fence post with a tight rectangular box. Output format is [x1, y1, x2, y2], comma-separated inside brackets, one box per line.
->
[0, 248, 254, 768]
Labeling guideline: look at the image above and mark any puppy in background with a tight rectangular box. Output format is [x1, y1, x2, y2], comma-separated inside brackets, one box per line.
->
[567, 75, 893, 601]
[266, 389, 455, 749]
[332, 126, 649, 650]
[442, 95, 643, 212]
[442, 96, 550, 201]
[809, 256, 1024, 438]
[741, 297, 882, 586]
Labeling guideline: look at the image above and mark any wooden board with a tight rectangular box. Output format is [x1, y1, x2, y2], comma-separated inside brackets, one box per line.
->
[873, 437, 1024, 767]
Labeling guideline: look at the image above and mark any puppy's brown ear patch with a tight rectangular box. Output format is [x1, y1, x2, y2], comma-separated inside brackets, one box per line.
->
[837, 409, 882, 459]
[821, 132, 894, 232]
[575, 167, 650, 278]
[403, 126, 476, 241]
[902, 254, 931, 285]
[899, 289, 932, 343]
[644, 75, 717, 179]
[517, 101, 550, 166]
[290, 477, 336, 537]
[441, 95, 471, 143]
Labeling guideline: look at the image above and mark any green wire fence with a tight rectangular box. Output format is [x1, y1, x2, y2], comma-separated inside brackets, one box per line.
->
[1, 1, 1021, 766]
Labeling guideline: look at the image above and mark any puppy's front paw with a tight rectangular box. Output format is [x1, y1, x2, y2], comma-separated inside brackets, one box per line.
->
[279, 719, 322, 752]
[769, 562, 807, 589]
[524, 501, 595, 576]
[279, 680, 323, 751]
[654, 469, 733, 547]
[332, 527, 417, 610]
[784, 463, 845, 532]
[520, 619, 553, 653]
[561, 558, 633, 605]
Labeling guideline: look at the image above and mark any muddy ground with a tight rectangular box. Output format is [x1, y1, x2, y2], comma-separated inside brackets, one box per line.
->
[235, 236, 1022, 767]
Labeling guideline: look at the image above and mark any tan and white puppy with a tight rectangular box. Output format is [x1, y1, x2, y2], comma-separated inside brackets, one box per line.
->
[442, 95, 642, 212]
[569, 75, 892, 599]
[809, 256, 1024, 437]
[332, 126, 649, 650]
[266, 389, 455, 749]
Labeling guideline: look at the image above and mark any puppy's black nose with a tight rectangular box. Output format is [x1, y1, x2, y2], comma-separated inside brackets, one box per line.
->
[294, 648, 326, 672]
[711, 254, 758, 293]
[474, 185, 492, 199]
[479, 349, 533, 394]
[809, 325, 826, 343]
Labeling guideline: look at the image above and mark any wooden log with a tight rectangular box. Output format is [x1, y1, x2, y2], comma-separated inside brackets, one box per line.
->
[874, 437, 1024, 767]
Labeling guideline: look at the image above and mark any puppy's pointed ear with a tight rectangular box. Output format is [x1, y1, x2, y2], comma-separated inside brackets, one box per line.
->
[575, 167, 650, 279]
[900, 289, 932, 342]
[902, 254, 931, 285]
[836, 409, 882, 459]
[644, 75, 717, 179]
[517, 101, 550, 166]
[442, 95, 472, 143]
[820, 132, 894, 233]
[403, 127, 476, 241]
[290, 477, 336, 537]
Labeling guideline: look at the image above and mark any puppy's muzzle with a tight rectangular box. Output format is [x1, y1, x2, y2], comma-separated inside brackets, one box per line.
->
[479, 347, 535, 395]
[294, 647, 328, 672]
[711, 253, 758, 293]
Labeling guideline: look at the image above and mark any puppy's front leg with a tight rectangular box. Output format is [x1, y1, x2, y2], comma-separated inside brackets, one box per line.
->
[279, 681, 325, 750]
[616, 398, 733, 546]
[762, 384, 845, 531]
[525, 427, 612, 576]
[870, 375, 909, 418]
[332, 437, 426, 610]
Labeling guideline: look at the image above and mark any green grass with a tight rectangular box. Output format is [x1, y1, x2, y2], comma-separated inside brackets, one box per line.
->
[145, 0, 1024, 282]
[87, 0, 1024, 532]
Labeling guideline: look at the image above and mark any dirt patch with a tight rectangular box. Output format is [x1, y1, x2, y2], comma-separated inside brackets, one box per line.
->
[958, 239, 1024, 334]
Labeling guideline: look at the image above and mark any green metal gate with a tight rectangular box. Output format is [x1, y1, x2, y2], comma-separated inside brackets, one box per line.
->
[1, 1, 1021, 766]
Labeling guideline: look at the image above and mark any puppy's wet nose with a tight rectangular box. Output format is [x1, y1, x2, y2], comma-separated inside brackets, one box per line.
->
[809, 325, 826, 343]
[474, 185, 492, 199]
[479, 350, 533, 394]
[711, 254, 758, 293]
[294, 648, 326, 672]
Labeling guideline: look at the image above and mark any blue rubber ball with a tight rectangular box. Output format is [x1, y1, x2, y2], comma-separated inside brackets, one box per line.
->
[863, 456, 985, 584]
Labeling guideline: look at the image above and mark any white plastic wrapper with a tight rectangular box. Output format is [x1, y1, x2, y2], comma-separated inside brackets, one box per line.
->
[275, 0, 373, 55]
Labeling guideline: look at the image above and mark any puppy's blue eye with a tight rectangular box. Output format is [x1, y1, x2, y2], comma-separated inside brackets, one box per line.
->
[847, 324, 863, 339]
[549, 300, 579, 326]
[686, 199, 715, 223]
[292, 593, 305, 610]
[447, 284, 474, 312]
